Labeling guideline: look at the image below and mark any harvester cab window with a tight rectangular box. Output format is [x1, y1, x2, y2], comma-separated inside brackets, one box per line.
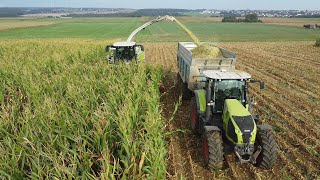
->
[116, 47, 135, 60]
[213, 80, 245, 112]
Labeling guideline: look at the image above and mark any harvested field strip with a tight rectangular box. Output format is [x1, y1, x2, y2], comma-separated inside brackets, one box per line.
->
[234, 46, 320, 82]
[278, 152, 305, 179]
[224, 155, 257, 180]
[234, 48, 320, 96]
[235, 50, 320, 115]
[254, 99, 319, 179]
[262, 42, 320, 62]
[0, 21, 59, 31]
[267, 53, 320, 66]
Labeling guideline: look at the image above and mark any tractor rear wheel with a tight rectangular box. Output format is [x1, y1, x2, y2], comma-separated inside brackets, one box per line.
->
[191, 97, 200, 134]
[203, 131, 224, 170]
[255, 130, 278, 169]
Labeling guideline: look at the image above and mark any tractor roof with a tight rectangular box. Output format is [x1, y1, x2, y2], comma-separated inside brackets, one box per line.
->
[203, 70, 251, 80]
[113, 42, 136, 47]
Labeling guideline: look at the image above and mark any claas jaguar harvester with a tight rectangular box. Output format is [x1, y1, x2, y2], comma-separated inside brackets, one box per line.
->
[177, 42, 278, 170]
[106, 16, 175, 64]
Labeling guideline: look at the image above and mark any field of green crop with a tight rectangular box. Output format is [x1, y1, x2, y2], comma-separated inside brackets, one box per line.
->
[184, 22, 320, 42]
[0, 17, 319, 42]
[0, 40, 166, 179]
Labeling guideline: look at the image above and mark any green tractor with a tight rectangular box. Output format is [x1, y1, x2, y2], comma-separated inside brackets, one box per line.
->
[177, 42, 278, 170]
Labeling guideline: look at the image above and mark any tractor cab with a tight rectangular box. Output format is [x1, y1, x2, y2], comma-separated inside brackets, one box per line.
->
[106, 42, 145, 64]
[202, 70, 252, 113]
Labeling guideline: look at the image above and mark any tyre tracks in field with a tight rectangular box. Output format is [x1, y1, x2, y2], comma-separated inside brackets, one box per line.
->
[229, 46, 320, 97]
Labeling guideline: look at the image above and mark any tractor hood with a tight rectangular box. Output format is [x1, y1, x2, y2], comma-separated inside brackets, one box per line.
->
[225, 99, 251, 117]
[223, 99, 257, 145]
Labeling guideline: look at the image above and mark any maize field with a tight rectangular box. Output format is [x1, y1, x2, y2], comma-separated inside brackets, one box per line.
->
[0, 40, 166, 179]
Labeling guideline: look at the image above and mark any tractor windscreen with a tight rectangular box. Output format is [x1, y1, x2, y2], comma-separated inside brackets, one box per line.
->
[214, 80, 245, 111]
[116, 47, 135, 60]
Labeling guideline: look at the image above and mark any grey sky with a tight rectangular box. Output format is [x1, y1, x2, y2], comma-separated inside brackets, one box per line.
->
[0, 0, 319, 10]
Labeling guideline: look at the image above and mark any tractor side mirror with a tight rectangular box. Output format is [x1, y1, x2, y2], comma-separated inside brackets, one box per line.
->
[139, 45, 144, 51]
[260, 81, 265, 90]
[134, 45, 144, 52]
[134, 45, 144, 51]
[106, 46, 110, 52]
[250, 79, 265, 90]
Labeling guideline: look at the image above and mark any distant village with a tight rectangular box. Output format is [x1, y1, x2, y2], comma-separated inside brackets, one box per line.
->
[201, 9, 320, 18]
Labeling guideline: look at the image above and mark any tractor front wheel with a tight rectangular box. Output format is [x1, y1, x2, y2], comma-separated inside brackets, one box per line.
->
[255, 130, 278, 169]
[203, 131, 224, 170]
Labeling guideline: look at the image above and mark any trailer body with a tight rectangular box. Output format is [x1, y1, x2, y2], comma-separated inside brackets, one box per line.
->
[177, 42, 237, 91]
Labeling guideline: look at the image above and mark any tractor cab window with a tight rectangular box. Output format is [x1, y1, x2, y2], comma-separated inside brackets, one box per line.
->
[116, 47, 135, 60]
[213, 80, 245, 112]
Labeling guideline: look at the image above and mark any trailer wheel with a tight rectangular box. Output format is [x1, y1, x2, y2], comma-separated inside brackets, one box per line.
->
[176, 73, 182, 90]
[203, 131, 224, 170]
[191, 97, 200, 134]
[177, 73, 192, 100]
[255, 130, 278, 169]
[182, 82, 192, 100]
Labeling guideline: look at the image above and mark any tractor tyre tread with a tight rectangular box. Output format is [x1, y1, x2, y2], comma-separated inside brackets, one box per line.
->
[205, 131, 224, 170]
[256, 130, 278, 169]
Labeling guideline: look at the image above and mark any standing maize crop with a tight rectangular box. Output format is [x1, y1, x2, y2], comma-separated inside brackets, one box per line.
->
[0, 40, 166, 179]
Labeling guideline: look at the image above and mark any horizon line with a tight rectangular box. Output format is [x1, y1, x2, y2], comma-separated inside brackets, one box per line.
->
[1, 7, 320, 11]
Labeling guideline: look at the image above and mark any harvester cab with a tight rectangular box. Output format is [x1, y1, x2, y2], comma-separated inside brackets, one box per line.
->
[106, 42, 145, 64]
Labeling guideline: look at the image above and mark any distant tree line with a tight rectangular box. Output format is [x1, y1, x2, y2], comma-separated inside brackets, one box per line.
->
[130, 9, 190, 16]
[66, 9, 190, 17]
[295, 15, 320, 18]
[0, 8, 23, 17]
[222, 14, 262, 23]
[64, 13, 140, 18]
